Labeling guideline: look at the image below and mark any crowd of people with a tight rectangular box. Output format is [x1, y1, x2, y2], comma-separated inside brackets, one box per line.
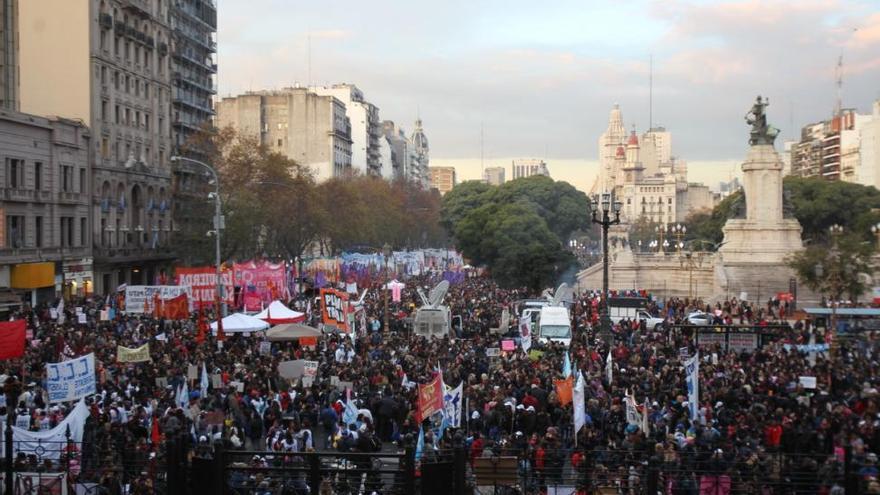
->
[0, 271, 878, 494]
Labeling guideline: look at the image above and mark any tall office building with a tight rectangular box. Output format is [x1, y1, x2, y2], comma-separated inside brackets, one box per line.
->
[310, 84, 381, 176]
[410, 119, 430, 188]
[0, 0, 17, 110]
[17, 0, 179, 293]
[483, 166, 505, 186]
[428, 166, 456, 195]
[511, 159, 549, 180]
[215, 88, 353, 181]
[170, 0, 216, 152]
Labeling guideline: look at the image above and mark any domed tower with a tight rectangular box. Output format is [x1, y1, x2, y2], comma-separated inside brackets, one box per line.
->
[596, 104, 627, 192]
[410, 119, 430, 187]
[622, 129, 644, 185]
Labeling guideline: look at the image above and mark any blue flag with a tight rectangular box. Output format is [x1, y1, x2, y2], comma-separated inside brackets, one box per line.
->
[415, 425, 425, 461]
[562, 352, 572, 378]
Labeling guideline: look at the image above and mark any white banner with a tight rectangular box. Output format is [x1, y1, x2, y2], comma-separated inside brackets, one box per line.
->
[684, 354, 699, 423]
[0, 399, 88, 460]
[124, 285, 191, 314]
[625, 392, 642, 427]
[46, 354, 96, 404]
[573, 372, 586, 441]
[519, 317, 532, 353]
[443, 382, 463, 428]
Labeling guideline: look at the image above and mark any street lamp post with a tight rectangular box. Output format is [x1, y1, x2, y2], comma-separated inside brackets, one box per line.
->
[591, 192, 621, 347]
[383, 243, 392, 333]
[170, 156, 225, 317]
[672, 224, 686, 253]
[827, 224, 844, 355]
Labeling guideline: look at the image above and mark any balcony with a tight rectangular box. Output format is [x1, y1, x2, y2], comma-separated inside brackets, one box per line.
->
[0, 188, 37, 202]
[0, 246, 89, 264]
[57, 191, 85, 204]
[93, 245, 175, 263]
[99, 13, 113, 29]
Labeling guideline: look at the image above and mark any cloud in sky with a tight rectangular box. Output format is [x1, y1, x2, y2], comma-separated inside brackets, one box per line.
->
[216, 0, 880, 191]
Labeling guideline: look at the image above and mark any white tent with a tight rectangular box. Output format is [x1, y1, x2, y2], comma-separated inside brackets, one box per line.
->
[210, 313, 269, 334]
[254, 300, 305, 324]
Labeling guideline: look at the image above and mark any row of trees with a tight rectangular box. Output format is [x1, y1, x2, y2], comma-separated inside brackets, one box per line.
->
[173, 129, 446, 266]
[441, 176, 591, 290]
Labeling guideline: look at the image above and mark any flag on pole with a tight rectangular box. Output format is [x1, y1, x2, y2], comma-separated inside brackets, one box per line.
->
[443, 382, 463, 428]
[562, 352, 572, 378]
[641, 399, 650, 435]
[606, 349, 613, 384]
[415, 425, 425, 461]
[417, 374, 445, 420]
[554, 376, 573, 406]
[520, 316, 532, 353]
[200, 362, 209, 398]
[684, 354, 699, 423]
[401, 374, 416, 391]
[176, 381, 189, 410]
[195, 306, 208, 344]
[573, 371, 586, 444]
[625, 389, 642, 428]
[343, 388, 359, 427]
[0, 320, 26, 360]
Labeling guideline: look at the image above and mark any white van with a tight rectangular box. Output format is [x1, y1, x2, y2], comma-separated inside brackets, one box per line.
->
[537, 306, 572, 347]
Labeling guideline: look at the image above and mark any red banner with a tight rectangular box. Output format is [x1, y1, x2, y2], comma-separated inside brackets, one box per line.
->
[418, 375, 445, 420]
[175, 266, 234, 309]
[320, 288, 349, 332]
[163, 293, 189, 320]
[0, 320, 26, 359]
[234, 261, 288, 311]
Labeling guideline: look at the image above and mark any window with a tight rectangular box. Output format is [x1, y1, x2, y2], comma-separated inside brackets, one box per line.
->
[115, 105, 120, 124]
[125, 108, 130, 125]
[80, 218, 87, 246]
[34, 216, 42, 248]
[135, 46, 140, 66]
[101, 138, 109, 159]
[61, 165, 73, 192]
[668, 197, 672, 204]
[159, 150, 164, 167]
[158, 117, 163, 134]
[101, 66, 107, 84]
[135, 111, 141, 128]
[144, 83, 149, 99]
[115, 36, 121, 56]
[60, 217, 74, 248]
[79, 168, 86, 193]
[114, 71, 119, 90]
[34, 162, 42, 190]
[125, 41, 130, 61]
[101, 100, 108, 120]
[144, 114, 150, 131]
[125, 75, 130, 93]
[100, 31, 107, 50]
[277, 139, 282, 147]
[6, 158, 23, 188]
[6, 215, 24, 248]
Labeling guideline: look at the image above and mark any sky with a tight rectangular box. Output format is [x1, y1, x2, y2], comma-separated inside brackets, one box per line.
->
[217, 0, 880, 192]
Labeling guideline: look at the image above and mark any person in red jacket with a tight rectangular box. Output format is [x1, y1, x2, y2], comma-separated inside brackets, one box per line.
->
[764, 420, 782, 450]
[470, 433, 484, 466]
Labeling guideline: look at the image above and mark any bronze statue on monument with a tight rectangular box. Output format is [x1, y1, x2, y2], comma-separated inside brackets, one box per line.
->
[745, 95, 780, 146]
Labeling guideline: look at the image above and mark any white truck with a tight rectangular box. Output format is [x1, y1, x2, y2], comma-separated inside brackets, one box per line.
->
[537, 305, 572, 346]
[608, 297, 665, 330]
[413, 280, 451, 338]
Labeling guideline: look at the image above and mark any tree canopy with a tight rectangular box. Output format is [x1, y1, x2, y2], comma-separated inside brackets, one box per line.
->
[441, 176, 590, 290]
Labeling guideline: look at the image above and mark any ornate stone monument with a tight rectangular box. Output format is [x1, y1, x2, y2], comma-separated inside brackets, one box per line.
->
[715, 96, 803, 296]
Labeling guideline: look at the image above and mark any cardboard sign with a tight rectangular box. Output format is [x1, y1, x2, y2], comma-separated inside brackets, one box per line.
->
[336, 380, 353, 392]
[211, 374, 222, 388]
[187, 364, 198, 381]
[229, 380, 244, 393]
[799, 376, 817, 389]
[330, 376, 340, 387]
[259, 341, 271, 355]
[302, 377, 315, 388]
[77, 314, 87, 324]
[501, 340, 515, 352]
[303, 361, 318, 378]
[156, 377, 168, 389]
[277, 360, 306, 379]
[116, 344, 151, 363]
[486, 348, 501, 357]
[100, 310, 109, 321]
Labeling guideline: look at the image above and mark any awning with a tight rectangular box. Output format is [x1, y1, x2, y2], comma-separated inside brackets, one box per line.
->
[266, 323, 322, 342]
[254, 300, 306, 324]
[210, 313, 270, 334]
[11, 262, 55, 289]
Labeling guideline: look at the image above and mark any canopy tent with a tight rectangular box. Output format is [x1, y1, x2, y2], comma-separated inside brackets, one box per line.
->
[254, 300, 306, 324]
[210, 313, 269, 334]
[266, 323, 323, 342]
[382, 279, 405, 290]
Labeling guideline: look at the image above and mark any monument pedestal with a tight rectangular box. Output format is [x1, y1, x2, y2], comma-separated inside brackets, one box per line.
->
[719, 218, 803, 264]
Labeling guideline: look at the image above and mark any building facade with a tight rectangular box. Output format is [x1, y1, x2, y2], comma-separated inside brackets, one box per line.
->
[429, 166, 456, 195]
[215, 88, 353, 181]
[170, 0, 216, 152]
[595, 105, 716, 224]
[0, 0, 17, 111]
[382, 120, 411, 181]
[790, 108, 877, 184]
[0, 110, 91, 305]
[410, 119, 430, 188]
[17, 0, 177, 294]
[310, 84, 381, 176]
[511, 159, 549, 180]
[859, 101, 880, 189]
[483, 166, 505, 186]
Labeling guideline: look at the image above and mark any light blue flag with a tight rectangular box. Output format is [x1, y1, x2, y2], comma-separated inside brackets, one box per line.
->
[343, 389, 359, 427]
[562, 352, 572, 378]
[415, 425, 425, 461]
[437, 413, 450, 441]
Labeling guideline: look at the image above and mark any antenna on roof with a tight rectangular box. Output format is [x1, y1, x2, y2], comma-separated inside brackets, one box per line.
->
[480, 122, 484, 177]
[835, 54, 843, 117]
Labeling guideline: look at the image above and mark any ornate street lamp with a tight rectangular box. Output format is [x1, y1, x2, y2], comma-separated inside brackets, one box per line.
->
[672, 224, 686, 253]
[591, 192, 621, 346]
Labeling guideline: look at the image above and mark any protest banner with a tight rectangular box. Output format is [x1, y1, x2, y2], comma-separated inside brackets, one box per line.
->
[259, 341, 271, 355]
[501, 340, 515, 352]
[486, 348, 501, 357]
[303, 361, 318, 378]
[124, 286, 191, 314]
[320, 288, 349, 332]
[174, 266, 234, 309]
[46, 354, 96, 403]
[418, 375, 444, 419]
[799, 376, 817, 389]
[234, 261, 289, 311]
[116, 344, 151, 363]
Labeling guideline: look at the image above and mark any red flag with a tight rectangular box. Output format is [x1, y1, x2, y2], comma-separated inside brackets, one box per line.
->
[152, 293, 163, 318]
[0, 320, 26, 359]
[195, 306, 207, 344]
[151, 417, 162, 447]
[163, 293, 189, 320]
[417, 374, 444, 420]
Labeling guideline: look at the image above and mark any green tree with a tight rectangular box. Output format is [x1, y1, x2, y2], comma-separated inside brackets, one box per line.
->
[628, 216, 661, 251]
[786, 234, 875, 302]
[439, 180, 493, 233]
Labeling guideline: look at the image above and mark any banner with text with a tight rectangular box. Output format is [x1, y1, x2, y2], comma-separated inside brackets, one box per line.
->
[116, 344, 151, 363]
[320, 288, 349, 332]
[175, 266, 234, 309]
[46, 354, 96, 404]
[234, 261, 289, 311]
[124, 286, 192, 314]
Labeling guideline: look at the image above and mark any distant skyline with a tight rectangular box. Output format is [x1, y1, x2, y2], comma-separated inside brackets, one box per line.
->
[217, 0, 880, 192]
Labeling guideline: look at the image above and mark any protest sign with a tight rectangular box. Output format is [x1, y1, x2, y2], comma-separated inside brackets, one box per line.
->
[337, 380, 353, 392]
[124, 286, 191, 314]
[528, 349, 544, 361]
[211, 374, 222, 389]
[501, 340, 515, 352]
[799, 376, 817, 389]
[728, 333, 758, 353]
[259, 341, 271, 355]
[320, 288, 349, 331]
[77, 314, 87, 324]
[486, 348, 501, 357]
[277, 360, 306, 379]
[234, 261, 289, 311]
[187, 364, 198, 381]
[303, 361, 318, 378]
[46, 353, 96, 403]
[116, 344, 151, 363]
